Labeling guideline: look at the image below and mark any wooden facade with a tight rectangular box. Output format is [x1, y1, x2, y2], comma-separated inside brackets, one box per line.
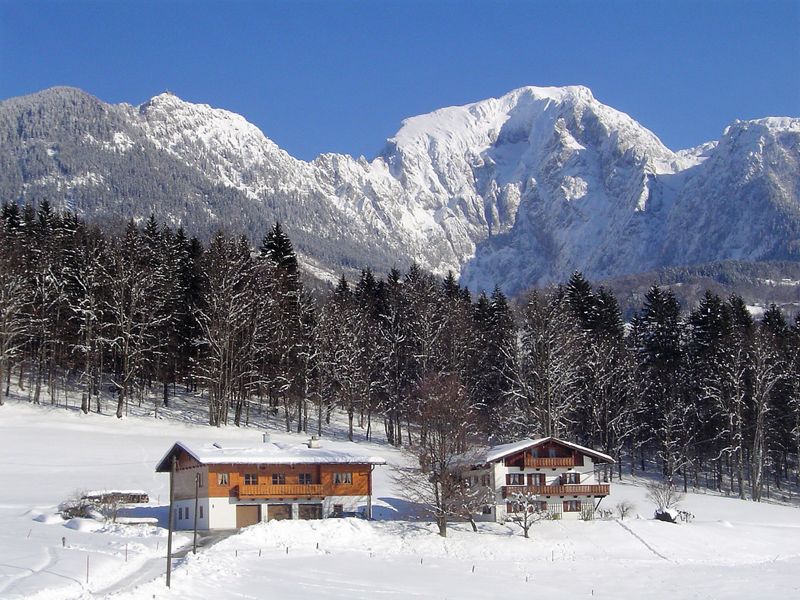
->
[502, 484, 610, 498]
[156, 440, 384, 530]
[168, 453, 372, 501]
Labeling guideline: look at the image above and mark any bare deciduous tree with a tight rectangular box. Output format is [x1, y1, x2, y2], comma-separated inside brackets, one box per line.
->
[615, 500, 635, 520]
[507, 492, 547, 538]
[646, 479, 684, 517]
[394, 373, 476, 537]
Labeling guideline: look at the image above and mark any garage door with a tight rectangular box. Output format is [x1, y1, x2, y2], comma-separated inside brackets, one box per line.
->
[298, 504, 322, 520]
[267, 504, 292, 521]
[236, 505, 261, 528]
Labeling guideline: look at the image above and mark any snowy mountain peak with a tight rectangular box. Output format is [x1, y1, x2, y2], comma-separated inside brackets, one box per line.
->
[1, 86, 798, 294]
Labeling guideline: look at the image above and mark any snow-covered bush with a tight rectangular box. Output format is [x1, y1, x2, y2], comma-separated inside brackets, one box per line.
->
[646, 480, 684, 523]
[59, 490, 126, 522]
[58, 490, 93, 519]
[654, 508, 679, 523]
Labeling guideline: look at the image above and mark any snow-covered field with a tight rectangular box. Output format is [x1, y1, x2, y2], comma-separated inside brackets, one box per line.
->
[1, 400, 799, 599]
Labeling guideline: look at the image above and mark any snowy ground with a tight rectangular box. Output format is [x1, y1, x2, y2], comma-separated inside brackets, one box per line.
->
[1, 398, 798, 599]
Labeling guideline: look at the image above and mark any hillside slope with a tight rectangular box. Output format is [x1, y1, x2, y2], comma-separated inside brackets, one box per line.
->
[0, 400, 798, 600]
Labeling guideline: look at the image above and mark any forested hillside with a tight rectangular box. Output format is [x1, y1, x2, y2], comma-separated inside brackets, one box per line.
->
[1, 202, 799, 502]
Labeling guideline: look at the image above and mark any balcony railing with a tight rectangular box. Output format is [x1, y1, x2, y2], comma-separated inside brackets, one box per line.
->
[236, 484, 324, 498]
[524, 456, 579, 468]
[502, 484, 610, 498]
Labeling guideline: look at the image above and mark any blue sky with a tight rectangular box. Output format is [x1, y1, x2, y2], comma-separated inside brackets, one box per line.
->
[1, 0, 798, 160]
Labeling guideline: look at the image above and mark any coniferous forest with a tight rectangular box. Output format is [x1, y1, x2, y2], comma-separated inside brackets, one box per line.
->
[1, 201, 799, 502]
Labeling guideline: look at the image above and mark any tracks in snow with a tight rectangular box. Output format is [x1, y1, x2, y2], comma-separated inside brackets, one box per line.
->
[614, 519, 675, 563]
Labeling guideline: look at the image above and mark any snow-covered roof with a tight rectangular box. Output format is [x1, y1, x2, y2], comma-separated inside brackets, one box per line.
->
[454, 437, 614, 466]
[82, 490, 148, 497]
[155, 440, 386, 472]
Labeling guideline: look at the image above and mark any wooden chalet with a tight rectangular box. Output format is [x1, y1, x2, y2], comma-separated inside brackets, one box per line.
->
[155, 438, 385, 530]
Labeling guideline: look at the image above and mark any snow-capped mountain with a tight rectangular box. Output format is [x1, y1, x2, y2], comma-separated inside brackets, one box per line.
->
[1, 86, 798, 293]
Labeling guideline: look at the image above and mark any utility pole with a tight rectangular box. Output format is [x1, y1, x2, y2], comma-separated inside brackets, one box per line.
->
[193, 472, 199, 554]
[166, 454, 176, 588]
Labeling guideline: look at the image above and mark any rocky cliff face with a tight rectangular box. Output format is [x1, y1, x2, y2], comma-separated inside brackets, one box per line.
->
[1, 85, 797, 293]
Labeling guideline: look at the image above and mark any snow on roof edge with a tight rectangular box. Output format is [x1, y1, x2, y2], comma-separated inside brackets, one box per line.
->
[156, 439, 387, 472]
[455, 437, 614, 466]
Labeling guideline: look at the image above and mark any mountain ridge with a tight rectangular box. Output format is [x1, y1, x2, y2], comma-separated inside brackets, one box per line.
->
[1, 85, 798, 293]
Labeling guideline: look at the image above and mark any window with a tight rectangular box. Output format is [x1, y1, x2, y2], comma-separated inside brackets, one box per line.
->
[482, 505, 493, 515]
[272, 473, 286, 485]
[299, 473, 313, 485]
[506, 473, 524, 485]
[562, 472, 580, 484]
[564, 500, 581, 512]
[481, 474, 491, 487]
[199, 505, 203, 519]
[332, 504, 344, 516]
[244, 473, 258, 485]
[334, 472, 352, 485]
[527, 473, 545, 486]
[217, 472, 229, 486]
[178, 507, 183, 520]
[197, 473, 203, 488]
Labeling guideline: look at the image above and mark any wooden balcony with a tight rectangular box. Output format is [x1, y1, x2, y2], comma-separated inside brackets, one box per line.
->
[524, 456, 581, 468]
[236, 484, 324, 499]
[502, 484, 609, 498]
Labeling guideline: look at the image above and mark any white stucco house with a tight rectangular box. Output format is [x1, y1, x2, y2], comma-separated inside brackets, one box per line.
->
[456, 437, 614, 522]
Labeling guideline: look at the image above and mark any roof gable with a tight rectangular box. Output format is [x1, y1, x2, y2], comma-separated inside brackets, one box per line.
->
[456, 436, 614, 466]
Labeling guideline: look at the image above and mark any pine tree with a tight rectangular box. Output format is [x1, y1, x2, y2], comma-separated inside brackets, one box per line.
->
[259, 221, 298, 275]
[565, 271, 596, 330]
[377, 268, 411, 446]
[635, 286, 688, 483]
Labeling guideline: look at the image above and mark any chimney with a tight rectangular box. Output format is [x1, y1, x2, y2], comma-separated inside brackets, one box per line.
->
[262, 432, 271, 444]
[307, 436, 320, 449]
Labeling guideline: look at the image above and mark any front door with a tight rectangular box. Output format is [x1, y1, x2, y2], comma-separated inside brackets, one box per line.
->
[267, 504, 292, 521]
[235, 504, 261, 528]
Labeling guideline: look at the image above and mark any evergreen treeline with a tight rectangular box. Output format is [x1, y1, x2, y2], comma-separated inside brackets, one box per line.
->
[1, 203, 799, 501]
